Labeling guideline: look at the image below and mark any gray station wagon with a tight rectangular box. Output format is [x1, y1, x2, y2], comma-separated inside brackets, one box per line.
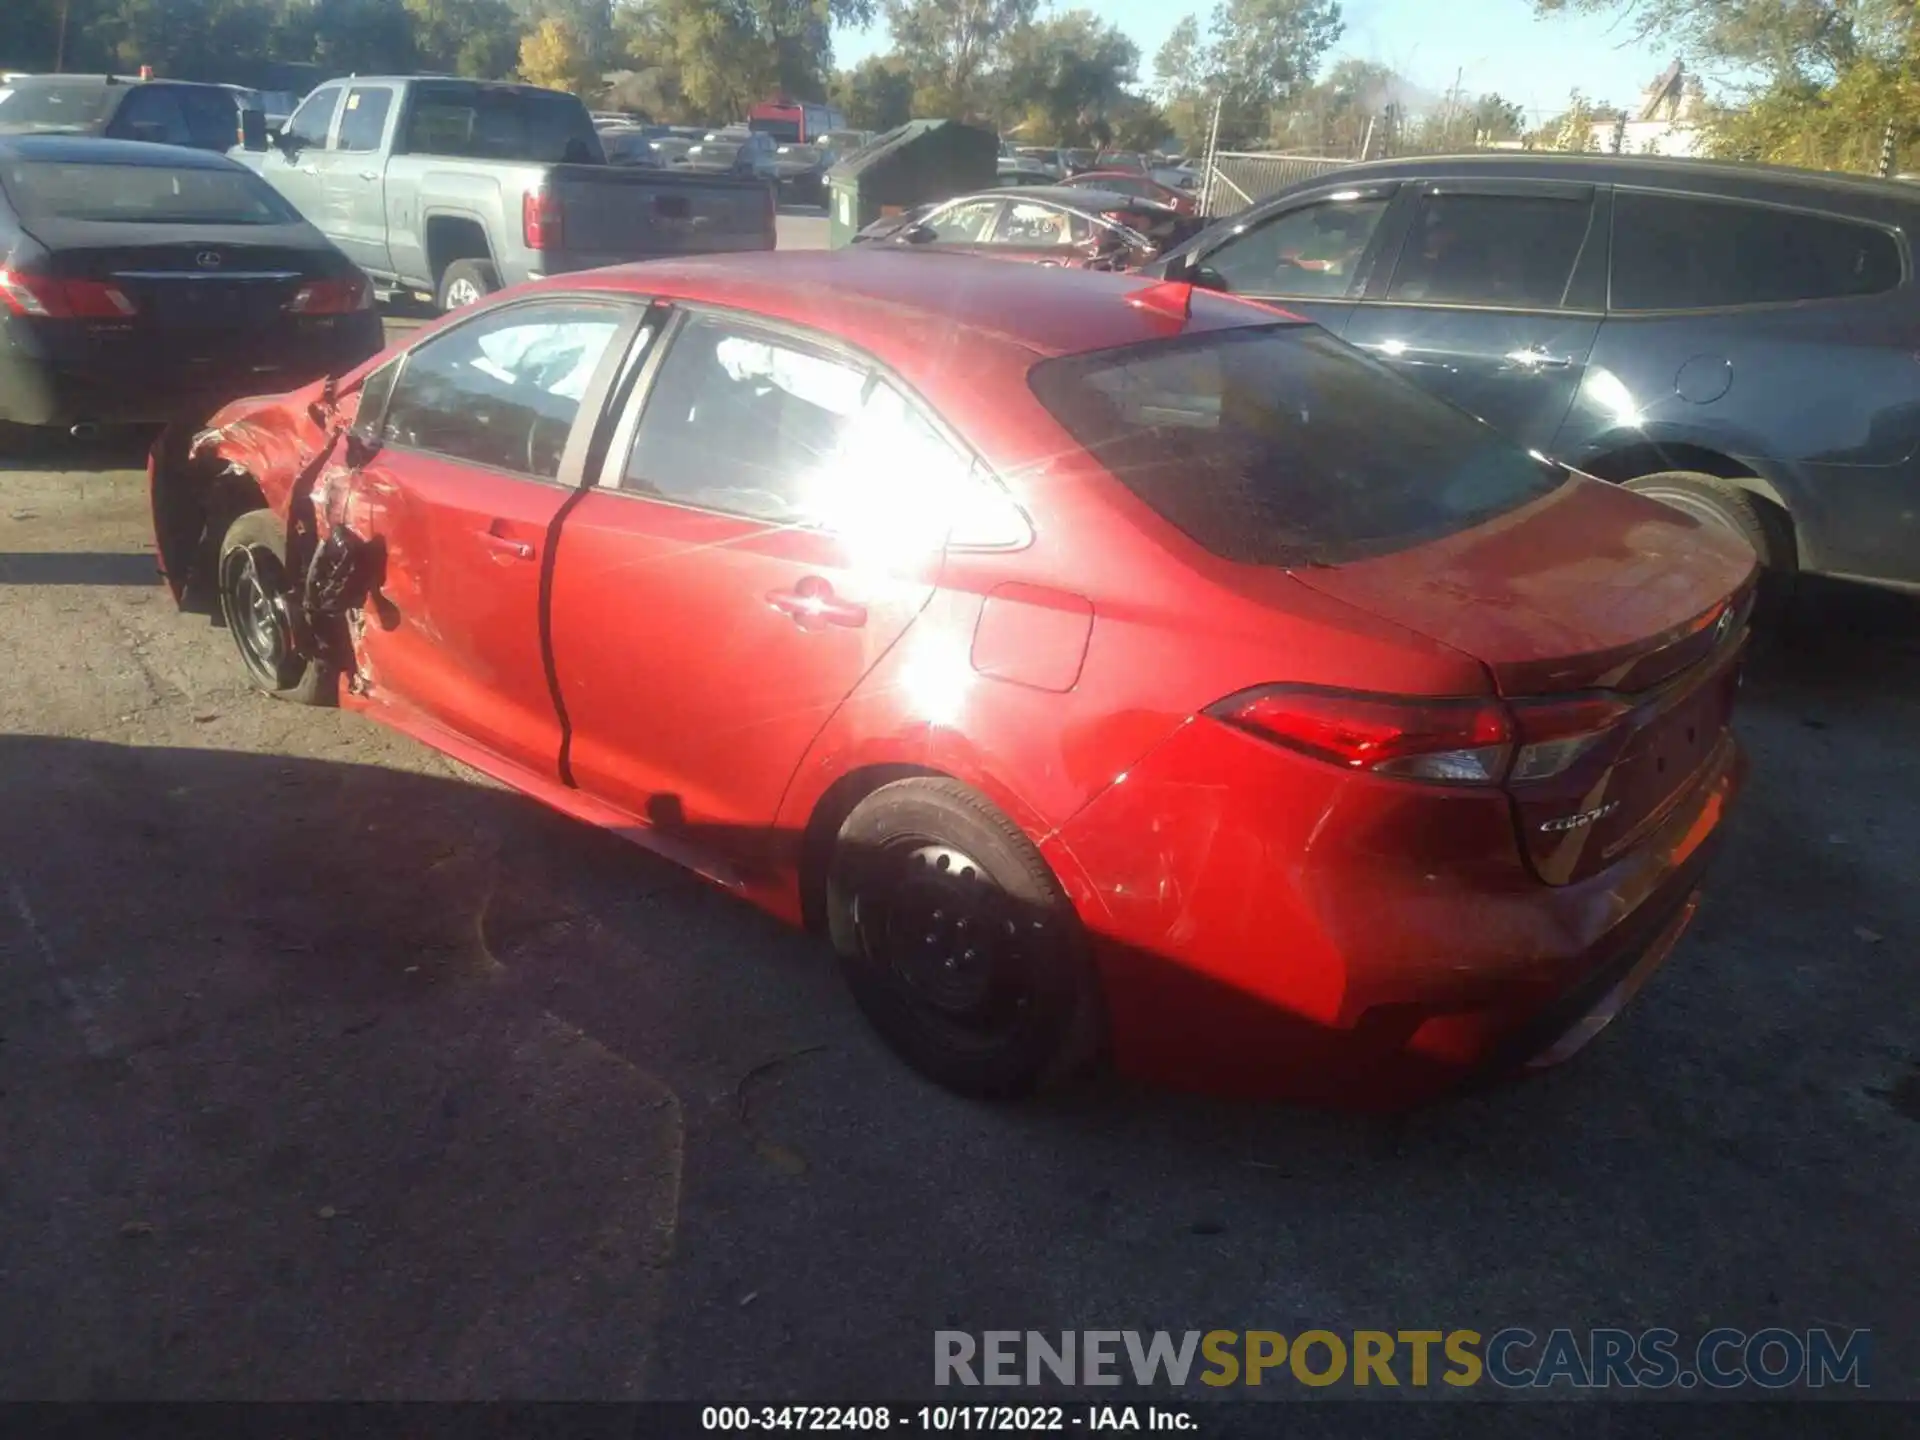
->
[1157, 153, 1920, 596]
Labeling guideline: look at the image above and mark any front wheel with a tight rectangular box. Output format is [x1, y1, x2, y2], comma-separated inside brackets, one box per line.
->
[826, 778, 1100, 1100]
[217, 510, 333, 705]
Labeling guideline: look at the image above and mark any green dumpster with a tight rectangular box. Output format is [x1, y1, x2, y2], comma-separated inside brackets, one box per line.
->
[826, 119, 1000, 248]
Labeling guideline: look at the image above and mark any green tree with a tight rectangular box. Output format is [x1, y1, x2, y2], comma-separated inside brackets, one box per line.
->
[1207, 0, 1344, 145]
[1535, 0, 1920, 171]
[995, 9, 1139, 144]
[278, 0, 420, 76]
[1153, 15, 1209, 149]
[518, 13, 596, 91]
[886, 0, 1037, 115]
[407, 0, 523, 78]
[831, 53, 915, 131]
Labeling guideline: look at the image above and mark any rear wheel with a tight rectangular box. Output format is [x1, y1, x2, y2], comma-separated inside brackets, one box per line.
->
[1623, 470, 1795, 617]
[826, 779, 1099, 1100]
[436, 258, 499, 313]
[217, 510, 333, 705]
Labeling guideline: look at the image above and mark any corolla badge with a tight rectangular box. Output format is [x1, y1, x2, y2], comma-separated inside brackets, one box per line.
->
[1540, 800, 1622, 834]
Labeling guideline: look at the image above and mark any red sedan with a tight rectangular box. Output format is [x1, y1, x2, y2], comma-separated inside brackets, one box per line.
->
[1063, 169, 1200, 216]
[152, 253, 1754, 1105]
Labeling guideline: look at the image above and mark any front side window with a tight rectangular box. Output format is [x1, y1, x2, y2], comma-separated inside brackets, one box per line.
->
[998, 202, 1078, 246]
[284, 86, 341, 149]
[925, 199, 1002, 243]
[1387, 191, 1592, 309]
[1029, 324, 1566, 566]
[382, 303, 625, 479]
[336, 87, 394, 154]
[622, 316, 1021, 546]
[1203, 196, 1389, 299]
[1611, 191, 1903, 310]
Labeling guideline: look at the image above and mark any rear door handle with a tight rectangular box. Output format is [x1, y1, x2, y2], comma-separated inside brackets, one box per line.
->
[767, 577, 866, 629]
[477, 530, 535, 561]
[358, 171, 379, 182]
[298, 164, 320, 176]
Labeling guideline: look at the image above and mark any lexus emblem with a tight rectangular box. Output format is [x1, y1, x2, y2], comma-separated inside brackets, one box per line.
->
[195, 250, 224, 270]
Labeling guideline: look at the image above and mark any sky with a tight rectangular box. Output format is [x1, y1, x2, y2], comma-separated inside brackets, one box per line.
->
[833, 0, 1691, 124]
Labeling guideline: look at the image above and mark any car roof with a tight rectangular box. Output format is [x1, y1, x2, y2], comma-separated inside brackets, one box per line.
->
[961, 185, 1162, 210]
[1286, 150, 1920, 219]
[0, 133, 245, 168]
[559, 250, 1277, 371]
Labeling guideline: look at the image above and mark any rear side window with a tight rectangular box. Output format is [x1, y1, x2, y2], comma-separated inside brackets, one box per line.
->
[1029, 325, 1566, 566]
[1611, 191, 1903, 310]
[174, 87, 241, 150]
[336, 87, 394, 153]
[0, 81, 118, 131]
[109, 86, 193, 147]
[400, 84, 601, 163]
[1388, 190, 1593, 308]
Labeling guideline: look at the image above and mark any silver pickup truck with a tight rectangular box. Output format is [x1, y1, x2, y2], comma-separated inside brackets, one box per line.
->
[235, 77, 775, 311]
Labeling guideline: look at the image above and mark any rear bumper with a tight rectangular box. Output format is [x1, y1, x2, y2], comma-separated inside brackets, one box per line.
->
[1046, 719, 1747, 1107]
[0, 313, 383, 428]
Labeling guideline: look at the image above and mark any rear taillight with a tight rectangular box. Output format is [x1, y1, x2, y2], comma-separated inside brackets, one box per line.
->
[286, 275, 372, 314]
[523, 188, 564, 250]
[0, 269, 137, 319]
[1506, 694, 1636, 782]
[1210, 686, 1514, 785]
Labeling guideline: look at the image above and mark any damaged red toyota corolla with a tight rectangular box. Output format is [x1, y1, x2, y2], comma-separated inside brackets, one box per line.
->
[150, 252, 1755, 1106]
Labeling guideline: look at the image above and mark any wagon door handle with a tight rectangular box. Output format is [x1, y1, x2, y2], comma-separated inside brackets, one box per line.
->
[767, 577, 867, 629]
[1505, 347, 1574, 370]
[477, 530, 535, 561]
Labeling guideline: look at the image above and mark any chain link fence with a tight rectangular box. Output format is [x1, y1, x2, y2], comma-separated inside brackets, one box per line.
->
[1198, 152, 1357, 217]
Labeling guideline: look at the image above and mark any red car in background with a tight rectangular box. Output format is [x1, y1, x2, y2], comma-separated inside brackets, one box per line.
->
[151, 253, 1754, 1106]
[1062, 169, 1200, 216]
[852, 185, 1202, 269]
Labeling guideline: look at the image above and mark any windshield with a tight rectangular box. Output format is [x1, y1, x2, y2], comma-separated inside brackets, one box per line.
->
[0, 159, 300, 225]
[749, 116, 802, 144]
[399, 82, 601, 163]
[1029, 325, 1567, 566]
[0, 81, 116, 133]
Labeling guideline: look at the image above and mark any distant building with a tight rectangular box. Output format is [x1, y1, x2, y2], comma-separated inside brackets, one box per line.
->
[1584, 61, 1706, 157]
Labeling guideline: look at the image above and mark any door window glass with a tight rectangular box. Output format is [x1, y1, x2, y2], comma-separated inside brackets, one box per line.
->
[999, 202, 1076, 246]
[622, 317, 1022, 546]
[925, 199, 1001, 243]
[1387, 191, 1592, 308]
[284, 86, 341, 150]
[336, 87, 394, 153]
[382, 302, 625, 479]
[1611, 191, 1902, 310]
[1203, 197, 1389, 298]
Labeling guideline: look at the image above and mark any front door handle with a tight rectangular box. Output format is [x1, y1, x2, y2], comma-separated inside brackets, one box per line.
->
[767, 577, 866, 629]
[477, 530, 535, 561]
[358, 171, 380, 182]
[1505, 348, 1574, 370]
[298, 164, 320, 176]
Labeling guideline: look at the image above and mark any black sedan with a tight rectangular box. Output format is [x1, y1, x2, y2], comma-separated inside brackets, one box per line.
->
[0, 135, 384, 432]
[850, 186, 1205, 271]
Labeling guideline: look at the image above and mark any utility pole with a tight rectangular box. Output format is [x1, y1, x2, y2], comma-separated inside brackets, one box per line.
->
[1439, 66, 1463, 146]
[1880, 118, 1898, 178]
[55, 0, 71, 73]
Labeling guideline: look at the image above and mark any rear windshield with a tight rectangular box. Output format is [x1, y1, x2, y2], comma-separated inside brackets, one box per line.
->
[749, 116, 802, 144]
[1029, 325, 1567, 566]
[0, 159, 299, 225]
[399, 83, 601, 163]
[0, 81, 117, 132]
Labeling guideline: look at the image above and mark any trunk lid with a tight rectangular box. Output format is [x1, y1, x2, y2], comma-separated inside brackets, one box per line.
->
[546, 166, 774, 259]
[1289, 476, 1757, 884]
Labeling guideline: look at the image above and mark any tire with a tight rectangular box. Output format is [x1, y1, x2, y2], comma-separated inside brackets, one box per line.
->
[436, 258, 499, 313]
[826, 778, 1101, 1100]
[216, 510, 333, 705]
[1622, 470, 1797, 620]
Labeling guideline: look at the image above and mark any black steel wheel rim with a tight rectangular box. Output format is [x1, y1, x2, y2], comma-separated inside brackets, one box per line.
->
[222, 544, 295, 689]
[853, 836, 1038, 1039]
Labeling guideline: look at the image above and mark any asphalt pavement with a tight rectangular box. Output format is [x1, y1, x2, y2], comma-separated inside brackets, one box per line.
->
[0, 316, 1915, 1402]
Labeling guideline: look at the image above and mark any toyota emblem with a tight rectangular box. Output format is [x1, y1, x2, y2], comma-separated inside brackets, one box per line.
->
[195, 250, 224, 270]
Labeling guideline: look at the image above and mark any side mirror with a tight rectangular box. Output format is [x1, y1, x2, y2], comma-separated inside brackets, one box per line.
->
[903, 224, 938, 245]
[1189, 264, 1229, 294]
[240, 108, 270, 152]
